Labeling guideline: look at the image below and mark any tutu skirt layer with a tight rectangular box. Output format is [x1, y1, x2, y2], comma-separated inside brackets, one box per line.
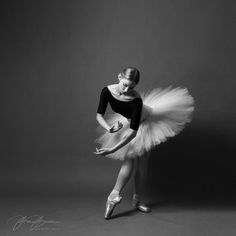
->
[95, 87, 194, 161]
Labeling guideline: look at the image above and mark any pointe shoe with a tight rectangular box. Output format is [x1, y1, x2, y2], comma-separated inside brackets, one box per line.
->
[132, 198, 152, 213]
[104, 195, 122, 219]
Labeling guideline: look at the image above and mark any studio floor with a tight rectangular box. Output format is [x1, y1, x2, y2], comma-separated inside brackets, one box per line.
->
[1, 187, 236, 236]
[1, 153, 236, 236]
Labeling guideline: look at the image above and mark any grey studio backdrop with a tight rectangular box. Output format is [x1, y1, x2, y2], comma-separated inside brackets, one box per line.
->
[1, 0, 235, 199]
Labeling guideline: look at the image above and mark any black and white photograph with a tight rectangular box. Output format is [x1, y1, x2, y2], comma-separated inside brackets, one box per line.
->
[1, 0, 236, 235]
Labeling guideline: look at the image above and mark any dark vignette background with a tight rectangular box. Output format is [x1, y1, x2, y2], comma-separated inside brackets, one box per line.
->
[1, 0, 236, 204]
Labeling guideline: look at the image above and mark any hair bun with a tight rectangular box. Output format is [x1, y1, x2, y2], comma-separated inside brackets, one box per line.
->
[121, 67, 140, 85]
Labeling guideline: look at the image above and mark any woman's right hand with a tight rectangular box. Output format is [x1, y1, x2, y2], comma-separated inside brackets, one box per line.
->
[109, 120, 123, 133]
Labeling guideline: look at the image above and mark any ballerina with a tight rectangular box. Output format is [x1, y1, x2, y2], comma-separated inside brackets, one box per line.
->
[94, 67, 194, 219]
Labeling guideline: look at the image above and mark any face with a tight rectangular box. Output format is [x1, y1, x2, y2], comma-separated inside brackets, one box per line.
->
[118, 77, 136, 94]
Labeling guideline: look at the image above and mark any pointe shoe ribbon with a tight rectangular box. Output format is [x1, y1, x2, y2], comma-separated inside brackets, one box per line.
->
[104, 195, 122, 219]
[111, 195, 122, 203]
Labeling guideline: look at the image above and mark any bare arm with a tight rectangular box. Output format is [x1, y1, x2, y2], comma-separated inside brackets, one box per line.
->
[110, 129, 137, 152]
[94, 114, 137, 155]
[94, 127, 137, 156]
[96, 113, 110, 131]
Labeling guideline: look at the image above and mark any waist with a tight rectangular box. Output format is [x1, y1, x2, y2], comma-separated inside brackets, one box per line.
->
[126, 106, 152, 123]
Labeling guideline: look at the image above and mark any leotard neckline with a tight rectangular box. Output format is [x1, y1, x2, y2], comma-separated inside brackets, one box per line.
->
[106, 86, 140, 102]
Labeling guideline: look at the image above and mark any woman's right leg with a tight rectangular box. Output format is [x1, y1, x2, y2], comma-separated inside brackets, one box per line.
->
[111, 159, 134, 197]
[108, 158, 134, 200]
[105, 158, 135, 219]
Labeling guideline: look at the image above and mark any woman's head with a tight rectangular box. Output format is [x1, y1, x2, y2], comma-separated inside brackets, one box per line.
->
[117, 67, 140, 94]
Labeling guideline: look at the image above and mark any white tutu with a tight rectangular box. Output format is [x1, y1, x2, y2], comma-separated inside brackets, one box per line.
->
[95, 87, 194, 161]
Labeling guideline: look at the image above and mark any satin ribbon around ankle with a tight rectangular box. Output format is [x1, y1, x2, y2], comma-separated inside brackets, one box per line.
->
[108, 195, 122, 203]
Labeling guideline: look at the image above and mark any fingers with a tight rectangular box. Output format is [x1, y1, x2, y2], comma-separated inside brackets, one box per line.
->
[114, 121, 123, 131]
[110, 124, 117, 132]
[94, 147, 106, 155]
[109, 121, 123, 133]
[94, 147, 100, 154]
[94, 147, 111, 156]
[110, 126, 117, 133]
[94, 150, 103, 155]
[96, 148, 104, 152]
[118, 121, 123, 128]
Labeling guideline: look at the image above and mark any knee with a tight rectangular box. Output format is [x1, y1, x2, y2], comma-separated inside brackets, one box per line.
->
[122, 159, 135, 170]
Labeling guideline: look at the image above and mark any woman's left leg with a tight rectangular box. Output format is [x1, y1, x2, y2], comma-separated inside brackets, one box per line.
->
[134, 156, 142, 196]
[133, 154, 151, 212]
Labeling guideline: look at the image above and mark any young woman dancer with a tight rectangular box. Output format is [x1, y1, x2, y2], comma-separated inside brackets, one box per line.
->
[94, 67, 194, 219]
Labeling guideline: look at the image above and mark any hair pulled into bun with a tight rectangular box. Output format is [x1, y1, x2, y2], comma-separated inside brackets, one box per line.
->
[119, 67, 140, 85]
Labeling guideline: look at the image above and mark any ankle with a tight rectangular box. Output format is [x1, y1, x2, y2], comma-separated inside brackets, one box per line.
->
[133, 193, 141, 201]
[108, 189, 120, 201]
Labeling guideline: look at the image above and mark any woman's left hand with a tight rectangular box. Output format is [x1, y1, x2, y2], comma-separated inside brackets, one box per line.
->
[94, 147, 114, 156]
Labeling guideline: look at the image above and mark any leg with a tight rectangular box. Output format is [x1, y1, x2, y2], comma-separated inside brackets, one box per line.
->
[133, 154, 152, 213]
[134, 154, 149, 196]
[109, 158, 135, 200]
[134, 156, 143, 196]
[105, 158, 135, 219]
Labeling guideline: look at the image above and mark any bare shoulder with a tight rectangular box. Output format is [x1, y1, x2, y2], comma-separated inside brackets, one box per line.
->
[107, 84, 141, 100]
[107, 84, 117, 91]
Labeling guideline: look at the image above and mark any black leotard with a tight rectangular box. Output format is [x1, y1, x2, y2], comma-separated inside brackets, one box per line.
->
[97, 86, 143, 131]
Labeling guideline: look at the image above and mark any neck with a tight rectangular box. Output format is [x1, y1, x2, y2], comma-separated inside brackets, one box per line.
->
[116, 85, 122, 95]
